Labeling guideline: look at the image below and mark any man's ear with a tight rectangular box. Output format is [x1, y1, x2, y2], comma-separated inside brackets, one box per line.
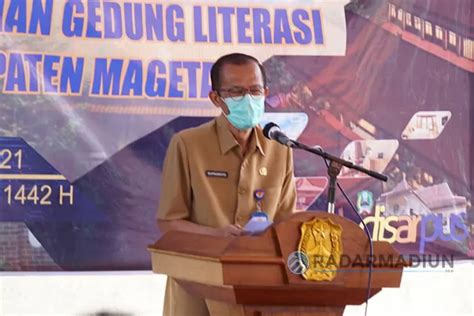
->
[208, 90, 220, 107]
[209, 91, 229, 114]
[264, 87, 269, 97]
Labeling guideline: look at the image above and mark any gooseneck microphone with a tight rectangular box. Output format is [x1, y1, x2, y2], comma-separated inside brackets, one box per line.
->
[262, 122, 295, 147]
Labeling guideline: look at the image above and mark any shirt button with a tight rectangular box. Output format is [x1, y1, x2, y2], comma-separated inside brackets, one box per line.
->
[239, 188, 246, 195]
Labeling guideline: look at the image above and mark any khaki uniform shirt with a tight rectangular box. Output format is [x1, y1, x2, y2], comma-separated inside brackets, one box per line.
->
[157, 115, 297, 315]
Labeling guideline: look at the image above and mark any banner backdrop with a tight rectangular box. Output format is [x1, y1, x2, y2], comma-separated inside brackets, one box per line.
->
[0, 0, 472, 271]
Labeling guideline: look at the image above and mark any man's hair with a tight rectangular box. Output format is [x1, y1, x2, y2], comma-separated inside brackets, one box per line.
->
[210, 53, 267, 91]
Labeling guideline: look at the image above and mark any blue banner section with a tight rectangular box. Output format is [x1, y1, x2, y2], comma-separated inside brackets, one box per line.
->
[0, 137, 105, 223]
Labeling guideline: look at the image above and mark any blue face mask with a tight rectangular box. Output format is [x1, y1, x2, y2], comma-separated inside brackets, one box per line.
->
[223, 94, 265, 130]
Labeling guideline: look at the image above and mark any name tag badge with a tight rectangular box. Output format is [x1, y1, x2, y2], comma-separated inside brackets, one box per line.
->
[243, 211, 272, 234]
[205, 170, 228, 178]
[249, 211, 268, 222]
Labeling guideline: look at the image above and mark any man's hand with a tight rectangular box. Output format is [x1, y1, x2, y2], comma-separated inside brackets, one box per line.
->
[157, 219, 244, 238]
[214, 224, 244, 237]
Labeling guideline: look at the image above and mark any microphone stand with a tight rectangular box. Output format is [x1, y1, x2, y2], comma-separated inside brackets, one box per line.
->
[288, 140, 388, 214]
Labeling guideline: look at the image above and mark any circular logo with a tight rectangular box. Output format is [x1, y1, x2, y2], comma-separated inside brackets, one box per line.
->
[287, 251, 309, 275]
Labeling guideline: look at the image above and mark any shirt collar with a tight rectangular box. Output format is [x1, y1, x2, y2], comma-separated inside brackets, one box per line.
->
[215, 115, 266, 156]
[254, 126, 266, 156]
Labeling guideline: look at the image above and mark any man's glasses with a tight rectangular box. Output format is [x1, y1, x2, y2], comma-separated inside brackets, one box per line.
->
[218, 87, 265, 102]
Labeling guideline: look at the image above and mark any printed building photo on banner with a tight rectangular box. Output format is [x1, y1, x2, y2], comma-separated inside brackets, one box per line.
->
[401, 111, 452, 140]
[295, 177, 328, 211]
[339, 140, 399, 176]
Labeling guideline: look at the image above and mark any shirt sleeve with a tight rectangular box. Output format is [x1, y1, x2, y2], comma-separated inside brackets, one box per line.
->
[274, 147, 297, 221]
[156, 133, 192, 221]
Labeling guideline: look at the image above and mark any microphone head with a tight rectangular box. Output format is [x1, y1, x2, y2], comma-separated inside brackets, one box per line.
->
[263, 122, 279, 139]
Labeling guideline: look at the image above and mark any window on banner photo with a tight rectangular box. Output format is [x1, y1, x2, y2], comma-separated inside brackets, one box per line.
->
[449, 31, 457, 46]
[414, 16, 421, 30]
[435, 25, 443, 40]
[389, 4, 396, 18]
[425, 21, 433, 36]
[463, 39, 474, 59]
[406, 12, 412, 26]
[397, 8, 403, 21]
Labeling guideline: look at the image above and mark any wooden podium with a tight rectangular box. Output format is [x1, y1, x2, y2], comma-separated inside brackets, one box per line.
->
[148, 212, 407, 316]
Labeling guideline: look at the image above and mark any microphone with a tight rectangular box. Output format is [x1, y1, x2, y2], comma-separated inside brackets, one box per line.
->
[263, 122, 295, 147]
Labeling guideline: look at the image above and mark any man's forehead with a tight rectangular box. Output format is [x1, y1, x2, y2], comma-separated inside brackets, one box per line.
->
[220, 62, 263, 85]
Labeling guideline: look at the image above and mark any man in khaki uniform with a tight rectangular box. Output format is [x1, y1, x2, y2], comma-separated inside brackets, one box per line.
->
[157, 53, 297, 316]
